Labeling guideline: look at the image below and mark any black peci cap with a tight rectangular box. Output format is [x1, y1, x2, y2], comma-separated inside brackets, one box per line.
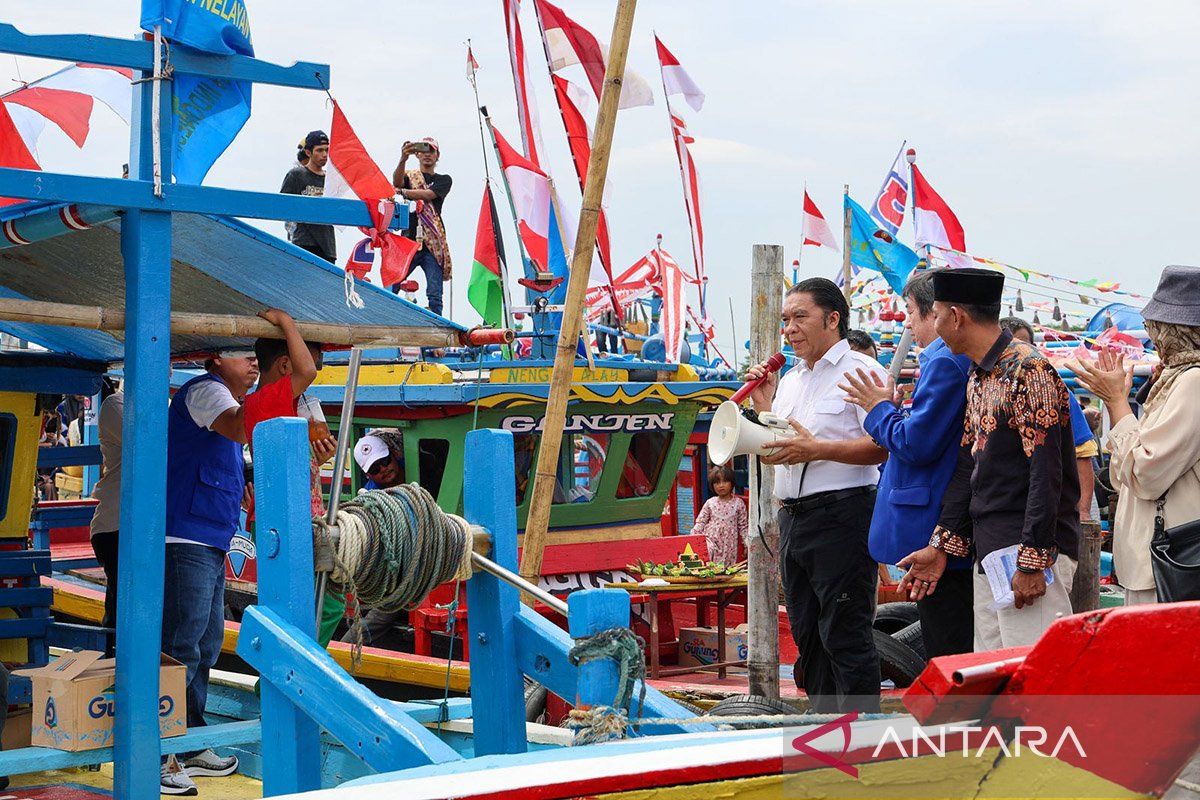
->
[932, 268, 1005, 305]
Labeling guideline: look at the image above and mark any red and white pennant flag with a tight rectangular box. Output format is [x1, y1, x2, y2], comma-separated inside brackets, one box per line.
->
[801, 190, 839, 251]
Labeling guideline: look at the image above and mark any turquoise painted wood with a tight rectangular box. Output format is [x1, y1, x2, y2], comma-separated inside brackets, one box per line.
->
[567, 589, 631, 710]
[251, 417, 323, 794]
[463, 429, 528, 757]
[238, 607, 461, 771]
[112, 55, 173, 798]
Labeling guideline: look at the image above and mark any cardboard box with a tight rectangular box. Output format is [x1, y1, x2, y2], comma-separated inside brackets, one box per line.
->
[15, 650, 187, 751]
[677, 624, 748, 672]
[2, 707, 31, 751]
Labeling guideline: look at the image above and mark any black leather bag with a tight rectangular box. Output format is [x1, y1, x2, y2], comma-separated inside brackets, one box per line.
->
[1150, 494, 1200, 602]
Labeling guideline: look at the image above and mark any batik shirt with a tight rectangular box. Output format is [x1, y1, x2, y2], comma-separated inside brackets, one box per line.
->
[934, 330, 1080, 569]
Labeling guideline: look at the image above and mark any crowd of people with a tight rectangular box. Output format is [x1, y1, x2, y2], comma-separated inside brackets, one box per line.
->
[743, 264, 1200, 712]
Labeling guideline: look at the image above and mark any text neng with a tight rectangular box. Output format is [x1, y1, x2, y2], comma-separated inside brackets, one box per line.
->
[502, 412, 674, 434]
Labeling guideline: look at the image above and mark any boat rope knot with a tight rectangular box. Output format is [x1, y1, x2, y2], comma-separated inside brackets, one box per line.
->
[566, 627, 647, 744]
[315, 485, 473, 670]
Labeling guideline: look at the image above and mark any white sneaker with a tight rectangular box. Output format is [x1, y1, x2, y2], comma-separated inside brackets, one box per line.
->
[161, 755, 198, 796]
[183, 748, 239, 778]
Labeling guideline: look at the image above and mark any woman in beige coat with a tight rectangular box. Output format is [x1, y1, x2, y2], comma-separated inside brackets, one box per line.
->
[1072, 265, 1200, 604]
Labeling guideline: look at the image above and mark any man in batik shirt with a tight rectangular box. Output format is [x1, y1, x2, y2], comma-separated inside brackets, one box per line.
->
[895, 268, 1080, 651]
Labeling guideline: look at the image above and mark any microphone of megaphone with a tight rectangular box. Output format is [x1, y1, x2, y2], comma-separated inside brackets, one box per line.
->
[708, 400, 796, 466]
[729, 352, 787, 405]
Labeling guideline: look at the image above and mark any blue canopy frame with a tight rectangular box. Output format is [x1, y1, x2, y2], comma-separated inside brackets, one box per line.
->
[0, 20, 441, 798]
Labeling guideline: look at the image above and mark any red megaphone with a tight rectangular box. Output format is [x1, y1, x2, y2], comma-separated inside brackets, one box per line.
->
[729, 352, 786, 405]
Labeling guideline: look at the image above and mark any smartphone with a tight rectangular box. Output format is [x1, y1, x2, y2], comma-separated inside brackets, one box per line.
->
[411, 142, 433, 154]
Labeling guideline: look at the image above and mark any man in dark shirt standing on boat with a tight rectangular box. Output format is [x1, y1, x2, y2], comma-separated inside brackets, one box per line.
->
[281, 130, 337, 263]
[393, 137, 452, 316]
[897, 268, 1080, 651]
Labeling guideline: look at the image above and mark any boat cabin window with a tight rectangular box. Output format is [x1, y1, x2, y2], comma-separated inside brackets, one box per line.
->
[0, 413, 14, 521]
[554, 433, 610, 504]
[616, 430, 672, 499]
[417, 438, 450, 500]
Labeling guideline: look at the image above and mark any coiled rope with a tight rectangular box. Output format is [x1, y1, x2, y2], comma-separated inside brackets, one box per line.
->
[314, 484, 473, 667]
[565, 627, 647, 745]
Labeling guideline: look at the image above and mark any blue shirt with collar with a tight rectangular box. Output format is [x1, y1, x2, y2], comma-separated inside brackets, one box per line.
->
[863, 338, 973, 567]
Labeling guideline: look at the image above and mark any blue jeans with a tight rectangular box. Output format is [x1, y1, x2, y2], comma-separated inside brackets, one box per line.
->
[162, 543, 227, 733]
[393, 248, 443, 316]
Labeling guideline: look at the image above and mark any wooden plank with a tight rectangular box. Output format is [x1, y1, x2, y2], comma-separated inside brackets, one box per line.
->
[0, 720, 262, 775]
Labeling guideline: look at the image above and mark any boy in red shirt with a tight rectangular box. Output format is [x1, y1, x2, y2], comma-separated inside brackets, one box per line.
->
[242, 309, 345, 646]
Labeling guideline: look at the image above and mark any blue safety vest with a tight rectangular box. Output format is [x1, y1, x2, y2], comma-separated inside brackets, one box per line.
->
[165, 373, 245, 550]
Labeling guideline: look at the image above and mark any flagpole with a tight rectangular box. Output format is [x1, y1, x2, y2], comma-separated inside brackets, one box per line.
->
[887, 147, 921, 380]
[481, 107, 536, 293]
[530, 3, 619, 344]
[466, 44, 511, 332]
[655, 32, 707, 335]
[842, 183, 852, 303]
[728, 295, 738, 372]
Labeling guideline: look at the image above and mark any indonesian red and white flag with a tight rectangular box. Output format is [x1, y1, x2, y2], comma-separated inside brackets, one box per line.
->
[502, 0, 547, 168]
[536, 0, 654, 109]
[654, 35, 704, 113]
[466, 45, 480, 87]
[655, 248, 687, 363]
[911, 162, 966, 252]
[492, 124, 551, 271]
[1, 63, 133, 205]
[801, 190, 839, 251]
[325, 102, 419, 288]
[669, 111, 705, 286]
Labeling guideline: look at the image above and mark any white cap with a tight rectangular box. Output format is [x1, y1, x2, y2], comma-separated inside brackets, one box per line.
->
[353, 435, 389, 472]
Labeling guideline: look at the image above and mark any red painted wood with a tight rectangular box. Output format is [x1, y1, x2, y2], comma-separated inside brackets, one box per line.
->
[534, 535, 707, 574]
[988, 603, 1200, 796]
[903, 647, 1029, 725]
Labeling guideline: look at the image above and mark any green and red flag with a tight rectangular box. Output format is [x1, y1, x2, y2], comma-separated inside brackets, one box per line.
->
[468, 184, 507, 327]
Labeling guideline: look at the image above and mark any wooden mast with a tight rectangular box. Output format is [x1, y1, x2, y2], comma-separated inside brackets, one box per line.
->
[517, 0, 639, 596]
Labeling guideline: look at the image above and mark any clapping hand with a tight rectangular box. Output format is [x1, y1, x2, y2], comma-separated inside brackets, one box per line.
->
[839, 368, 899, 413]
[1070, 347, 1133, 405]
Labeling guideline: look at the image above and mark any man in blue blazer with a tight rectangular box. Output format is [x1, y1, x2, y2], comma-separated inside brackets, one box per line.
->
[840, 270, 974, 657]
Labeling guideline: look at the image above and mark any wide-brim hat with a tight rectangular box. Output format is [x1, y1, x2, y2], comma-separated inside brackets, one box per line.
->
[1141, 265, 1200, 326]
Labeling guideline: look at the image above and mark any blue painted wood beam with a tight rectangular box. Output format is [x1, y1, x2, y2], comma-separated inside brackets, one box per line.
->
[238, 606, 462, 772]
[0, 169, 403, 228]
[111, 66, 173, 800]
[251, 417, 323, 795]
[463, 429, 528, 756]
[0, 720, 262, 776]
[36, 444, 102, 469]
[0, 23, 330, 89]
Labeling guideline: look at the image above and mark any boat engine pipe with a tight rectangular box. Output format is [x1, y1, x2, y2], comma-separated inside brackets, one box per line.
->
[460, 327, 516, 346]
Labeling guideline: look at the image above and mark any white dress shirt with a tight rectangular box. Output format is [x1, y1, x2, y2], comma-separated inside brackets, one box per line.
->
[772, 338, 885, 500]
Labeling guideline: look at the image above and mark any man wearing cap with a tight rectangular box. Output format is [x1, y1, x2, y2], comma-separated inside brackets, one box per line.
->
[897, 268, 1081, 651]
[393, 138, 452, 316]
[281, 130, 336, 263]
[354, 434, 404, 491]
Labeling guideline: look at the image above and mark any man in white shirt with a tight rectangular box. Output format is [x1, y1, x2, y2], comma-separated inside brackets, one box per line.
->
[746, 278, 887, 713]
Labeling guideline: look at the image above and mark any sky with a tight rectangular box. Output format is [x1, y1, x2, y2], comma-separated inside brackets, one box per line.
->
[6, 1, 1200, 361]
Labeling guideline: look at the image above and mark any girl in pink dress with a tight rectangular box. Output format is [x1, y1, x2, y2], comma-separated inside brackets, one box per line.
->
[691, 465, 748, 565]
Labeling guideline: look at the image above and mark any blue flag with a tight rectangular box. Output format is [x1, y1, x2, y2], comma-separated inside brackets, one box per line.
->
[846, 195, 919, 294]
[141, 1, 254, 184]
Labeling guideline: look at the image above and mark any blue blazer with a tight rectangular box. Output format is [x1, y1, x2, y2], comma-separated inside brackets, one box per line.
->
[864, 338, 972, 567]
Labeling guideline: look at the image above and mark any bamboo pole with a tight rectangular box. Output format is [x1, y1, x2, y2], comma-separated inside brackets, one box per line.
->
[0, 297, 510, 349]
[747, 244, 783, 699]
[842, 184, 852, 303]
[517, 0, 638, 595]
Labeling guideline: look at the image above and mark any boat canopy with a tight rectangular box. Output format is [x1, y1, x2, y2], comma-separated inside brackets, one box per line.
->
[0, 201, 461, 363]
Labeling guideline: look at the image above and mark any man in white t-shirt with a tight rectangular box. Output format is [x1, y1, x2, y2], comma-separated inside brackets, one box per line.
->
[745, 278, 887, 714]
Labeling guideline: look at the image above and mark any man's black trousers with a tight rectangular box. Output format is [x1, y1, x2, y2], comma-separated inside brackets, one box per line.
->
[917, 567, 974, 658]
[779, 490, 881, 713]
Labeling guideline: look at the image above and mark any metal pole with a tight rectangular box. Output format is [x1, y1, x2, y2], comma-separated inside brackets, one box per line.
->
[747, 244, 783, 699]
[842, 184, 852, 303]
[471, 551, 568, 616]
[318, 347, 363, 616]
[728, 295, 738, 372]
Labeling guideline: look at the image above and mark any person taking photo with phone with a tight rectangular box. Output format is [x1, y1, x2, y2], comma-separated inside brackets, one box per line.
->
[393, 137, 452, 316]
